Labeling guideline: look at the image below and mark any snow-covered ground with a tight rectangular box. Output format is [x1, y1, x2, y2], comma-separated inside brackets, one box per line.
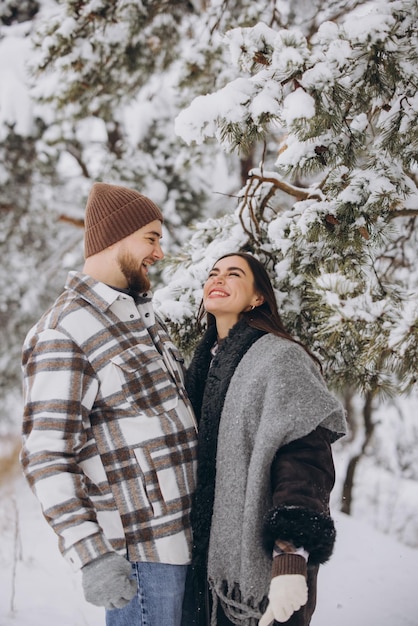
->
[1, 472, 417, 626]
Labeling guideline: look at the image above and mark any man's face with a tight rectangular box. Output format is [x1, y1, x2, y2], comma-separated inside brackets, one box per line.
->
[116, 220, 163, 292]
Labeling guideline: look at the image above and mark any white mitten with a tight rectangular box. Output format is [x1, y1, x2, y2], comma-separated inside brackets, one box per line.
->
[259, 574, 308, 625]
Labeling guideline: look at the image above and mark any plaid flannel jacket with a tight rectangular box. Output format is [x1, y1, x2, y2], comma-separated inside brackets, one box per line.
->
[21, 271, 197, 571]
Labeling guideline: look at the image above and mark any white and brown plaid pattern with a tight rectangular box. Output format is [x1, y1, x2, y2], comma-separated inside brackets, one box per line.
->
[21, 271, 197, 570]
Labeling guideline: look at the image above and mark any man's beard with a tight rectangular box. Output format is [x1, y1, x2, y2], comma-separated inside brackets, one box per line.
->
[117, 250, 150, 293]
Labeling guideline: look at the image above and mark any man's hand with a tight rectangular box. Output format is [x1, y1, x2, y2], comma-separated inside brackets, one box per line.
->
[82, 553, 137, 610]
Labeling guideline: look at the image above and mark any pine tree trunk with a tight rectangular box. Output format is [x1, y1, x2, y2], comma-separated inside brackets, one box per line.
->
[240, 151, 255, 186]
[341, 392, 375, 515]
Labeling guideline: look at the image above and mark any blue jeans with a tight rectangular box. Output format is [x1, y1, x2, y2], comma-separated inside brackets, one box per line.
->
[106, 561, 188, 626]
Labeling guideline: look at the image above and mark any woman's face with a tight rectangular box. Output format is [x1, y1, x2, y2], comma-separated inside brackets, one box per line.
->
[203, 256, 262, 327]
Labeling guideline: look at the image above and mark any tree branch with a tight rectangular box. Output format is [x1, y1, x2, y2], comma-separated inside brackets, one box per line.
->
[247, 172, 322, 201]
[388, 208, 418, 219]
[59, 215, 84, 228]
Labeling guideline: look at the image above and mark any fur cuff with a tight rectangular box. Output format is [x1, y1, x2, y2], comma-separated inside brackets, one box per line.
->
[263, 506, 336, 565]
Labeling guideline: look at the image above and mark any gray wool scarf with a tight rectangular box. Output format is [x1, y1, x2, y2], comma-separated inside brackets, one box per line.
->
[207, 334, 347, 625]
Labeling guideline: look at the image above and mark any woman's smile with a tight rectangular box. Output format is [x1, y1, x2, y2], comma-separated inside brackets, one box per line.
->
[207, 288, 229, 298]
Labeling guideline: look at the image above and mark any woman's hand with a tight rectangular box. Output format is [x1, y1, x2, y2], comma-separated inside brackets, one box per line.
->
[259, 574, 308, 625]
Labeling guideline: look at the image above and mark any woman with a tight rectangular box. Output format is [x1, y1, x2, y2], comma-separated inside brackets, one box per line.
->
[183, 252, 347, 626]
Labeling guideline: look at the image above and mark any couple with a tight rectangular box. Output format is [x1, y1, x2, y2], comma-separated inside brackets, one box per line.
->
[21, 183, 346, 626]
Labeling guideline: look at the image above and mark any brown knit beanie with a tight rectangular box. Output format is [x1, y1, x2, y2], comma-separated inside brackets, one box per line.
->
[84, 182, 164, 258]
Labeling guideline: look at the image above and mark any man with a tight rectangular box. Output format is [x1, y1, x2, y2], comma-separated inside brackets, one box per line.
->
[20, 182, 197, 626]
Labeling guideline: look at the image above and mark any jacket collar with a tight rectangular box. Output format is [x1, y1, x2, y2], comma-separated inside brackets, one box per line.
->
[64, 271, 152, 312]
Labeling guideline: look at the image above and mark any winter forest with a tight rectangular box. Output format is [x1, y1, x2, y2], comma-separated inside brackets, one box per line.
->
[0, 0, 417, 610]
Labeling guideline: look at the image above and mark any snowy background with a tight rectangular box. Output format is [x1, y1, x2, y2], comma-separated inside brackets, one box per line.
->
[0, 1, 417, 624]
[1, 469, 417, 626]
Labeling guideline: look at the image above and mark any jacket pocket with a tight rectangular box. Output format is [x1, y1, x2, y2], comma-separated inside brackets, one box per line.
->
[111, 344, 178, 417]
[133, 444, 190, 518]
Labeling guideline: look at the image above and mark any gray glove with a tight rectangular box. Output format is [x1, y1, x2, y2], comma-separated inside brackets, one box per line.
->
[82, 553, 137, 609]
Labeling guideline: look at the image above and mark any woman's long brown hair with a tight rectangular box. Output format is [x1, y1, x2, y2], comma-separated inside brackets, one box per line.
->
[198, 252, 322, 370]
